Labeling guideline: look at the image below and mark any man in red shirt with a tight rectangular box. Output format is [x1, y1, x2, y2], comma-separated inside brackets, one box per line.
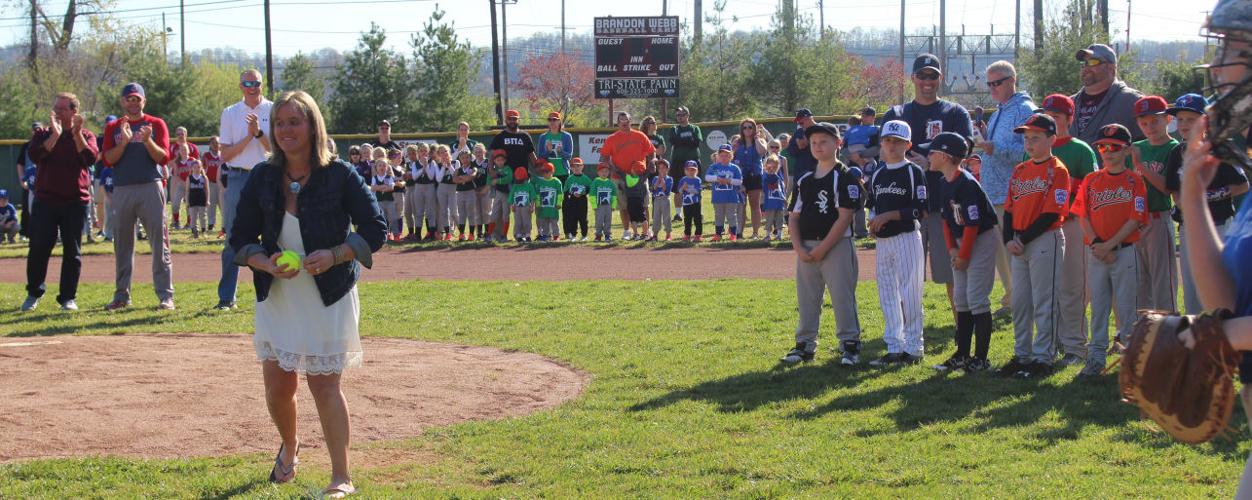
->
[599, 112, 656, 239]
[20, 92, 99, 312]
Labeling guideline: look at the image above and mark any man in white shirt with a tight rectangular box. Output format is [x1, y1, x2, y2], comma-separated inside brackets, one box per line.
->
[215, 69, 272, 310]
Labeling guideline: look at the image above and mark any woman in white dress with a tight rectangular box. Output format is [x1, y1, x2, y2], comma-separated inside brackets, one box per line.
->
[229, 90, 387, 498]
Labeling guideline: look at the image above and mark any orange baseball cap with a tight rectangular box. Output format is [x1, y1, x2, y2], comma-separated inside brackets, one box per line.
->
[505, 109, 520, 119]
[547, 111, 562, 120]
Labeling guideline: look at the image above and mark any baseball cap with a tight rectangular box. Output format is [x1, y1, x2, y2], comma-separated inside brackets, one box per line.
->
[1167, 93, 1208, 115]
[1014, 113, 1058, 136]
[717, 143, 733, 152]
[1093, 123, 1132, 146]
[923, 132, 970, 159]
[860, 106, 876, 116]
[675, 106, 690, 115]
[1041, 94, 1075, 116]
[0, 189, 8, 199]
[30, 122, 41, 130]
[597, 163, 610, 171]
[513, 167, 529, 181]
[684, 160, 698, 169]
[547, 111, 562, 120]
[804, 122, 842, 140]
[537, 161, 554, 174]
[794, 108, 814, 123]
[121, 82, 145, 98]
[880, 120, 912, 141]
[629, 160, 647, 175]
[378, 119, 391, 127]
[1075, 44, 1117, 65]
[1134, 96, 1169, 117]
[492, 149, 507, 159]
[570, 157, 584, 166]
[912, 53, 942, 74]
[505, 109, 520, 119]
[456, 148, 472, 157]
[105, 115, 118, 124]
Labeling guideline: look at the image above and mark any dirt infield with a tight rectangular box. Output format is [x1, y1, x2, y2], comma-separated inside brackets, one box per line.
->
[0, 245, 884, 283]
[0, 334, 587, 462]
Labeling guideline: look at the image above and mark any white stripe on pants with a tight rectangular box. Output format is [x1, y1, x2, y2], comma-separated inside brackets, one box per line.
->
[875, 229, 925, 355]
[1010, 229, 1064, 362]
[1180, 221, 1227, 314]
[456, 190, 480, 225]
[1136, 213, 1178, 312]
[953, 229, 999, 314]
[1056, 217, 1090, 357]
[795, 238, 861, 345]
[1087, 244, 1137, 361]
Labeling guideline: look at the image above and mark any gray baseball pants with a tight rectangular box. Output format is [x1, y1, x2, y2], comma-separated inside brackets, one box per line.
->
[112, 181, 173, 303]
[1136, 213, 1178, 312]
[651, 198, 672, 235]
[595, 204, 613, 237]
[1180, 221, 1227, 314]
[953, 229, 999, 314]
[1010, 229, 1064, 363]
[513, 205, 532, 238]
[1087, 244, 1138, 365]
[795, 238, 861, 346]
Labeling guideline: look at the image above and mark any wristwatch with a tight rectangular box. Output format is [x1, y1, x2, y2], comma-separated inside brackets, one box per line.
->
[253, 130, 264, 138]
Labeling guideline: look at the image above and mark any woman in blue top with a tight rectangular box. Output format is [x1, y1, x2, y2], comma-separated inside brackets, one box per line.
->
[734, 117, 771, 238]
[230, 90, 387, 498]
[1176, 12, 1252, 494]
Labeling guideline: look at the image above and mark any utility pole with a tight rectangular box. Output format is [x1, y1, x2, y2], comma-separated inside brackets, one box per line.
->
[1125, 0, 1131, 52]
[1014, 0, 1021, 57]
[561, 0, 566, 56]
[1033, 0, 1043, 56]
[162, 13, 169, 60]
[264, 0, 274, 97]
[694, 0, 702, 45]
[939, 0, 946, 93]
[490, 0, 503, 126]
[1098, 0, 1110, 37]
[27, 0, 36, 69]
[502, 0, 512, 113]
[180, 0, 187, 66]
[818, 0, 824, 37]
[899, 0, 906, 104]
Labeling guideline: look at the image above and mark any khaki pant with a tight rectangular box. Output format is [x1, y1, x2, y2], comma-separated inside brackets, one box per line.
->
[112, 181, 173, 302]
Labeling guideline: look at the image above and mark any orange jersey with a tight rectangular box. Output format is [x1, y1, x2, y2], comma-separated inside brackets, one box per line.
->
[1003, 156, 1070, 231]
[1072, 169, 1149, 244]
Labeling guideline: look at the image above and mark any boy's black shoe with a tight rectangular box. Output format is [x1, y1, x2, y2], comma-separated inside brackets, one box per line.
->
[780, 342, 815, 364]
[995, 358, 1030, 378]
[932, 354, 968, 372]
[869, 352, 904, 366]
[1015, 361, 1054, 379]
[963, 357, 991, 372]
[899, 353, 923, 365]
[839, 340, 861, 366]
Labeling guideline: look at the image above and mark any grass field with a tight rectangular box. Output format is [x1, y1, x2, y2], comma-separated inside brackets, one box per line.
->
[0, 279, 1243, 497]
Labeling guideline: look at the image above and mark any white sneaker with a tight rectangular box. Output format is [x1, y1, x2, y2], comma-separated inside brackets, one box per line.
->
[622, 230, 631, 240]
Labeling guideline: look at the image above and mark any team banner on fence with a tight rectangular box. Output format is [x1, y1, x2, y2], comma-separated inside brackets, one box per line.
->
[593, 16, 680, 99]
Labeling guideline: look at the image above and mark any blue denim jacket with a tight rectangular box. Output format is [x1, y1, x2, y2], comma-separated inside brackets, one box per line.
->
[229, 159, 387, 306]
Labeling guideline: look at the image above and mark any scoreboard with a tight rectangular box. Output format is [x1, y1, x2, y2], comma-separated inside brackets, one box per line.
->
[593, 16, 680, 99]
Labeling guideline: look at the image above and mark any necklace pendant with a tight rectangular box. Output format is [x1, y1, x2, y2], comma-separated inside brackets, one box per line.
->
[289, 181, 301, 194]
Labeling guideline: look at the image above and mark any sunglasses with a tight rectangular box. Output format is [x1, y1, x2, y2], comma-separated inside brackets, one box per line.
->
[548, 118, 560, 122]
[742, 125, 756, 130]
[240, 80, 262, 88]
[915, 72, 940, 81]
[987, 75, 1012, 88]
[1095, 143, 1126, 153]
[1080, 58, 1104, 68]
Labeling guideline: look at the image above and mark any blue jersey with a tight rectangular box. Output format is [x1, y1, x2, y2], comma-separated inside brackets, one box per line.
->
[940, 168, 998, 236]
[0, 203, 15, 223]
[23, 164, 36, 189]
[734, 142, 763, 178]
[650, 175, 673, 198]
[845, 124, 880, 147]
[1225, 195, 1252, 382]
[761, 172, 787, 211]
[676, 176, 703, 206]
[705, 162, 743, 204]
[99, 167, 114, 193]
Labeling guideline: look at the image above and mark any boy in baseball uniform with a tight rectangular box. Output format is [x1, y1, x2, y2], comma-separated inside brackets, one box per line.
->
[677, 161, 704, 241]
[999, 114, 1069, 379]
[706, 144, 743, 242]
[591, 164, 618, 241]
[1072, 123, 1149, 377]
[865, 120, 928, 366]
[1129, 96, 1180, 313]
[928, 132, 999, 373]
[780, 122, 863, 366]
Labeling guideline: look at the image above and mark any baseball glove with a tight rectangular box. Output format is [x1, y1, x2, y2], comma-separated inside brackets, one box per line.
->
[1119, 309, 1241, 444]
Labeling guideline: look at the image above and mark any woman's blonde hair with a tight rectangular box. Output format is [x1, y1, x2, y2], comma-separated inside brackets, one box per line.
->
[269, 90, 334, 169]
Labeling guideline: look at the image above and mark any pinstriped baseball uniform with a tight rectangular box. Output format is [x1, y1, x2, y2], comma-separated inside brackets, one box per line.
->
[1004, 157, 1069, 363]
[790, 164, 862, 346]
[866, 161, 928, 356]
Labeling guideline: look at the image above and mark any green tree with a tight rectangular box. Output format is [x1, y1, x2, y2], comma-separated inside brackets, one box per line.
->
[406, 6, 478, 132]
[751, 0, 806, 116]
[797, 32, 862, 116]
[330, 23, 410, 134]
[281, 52, 326, 103]
[1019, 0, 1110, 98]
[678, 0, 763, 121]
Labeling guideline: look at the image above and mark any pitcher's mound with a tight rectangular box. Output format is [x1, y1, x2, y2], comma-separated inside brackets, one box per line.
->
[0, 334, 588, 462]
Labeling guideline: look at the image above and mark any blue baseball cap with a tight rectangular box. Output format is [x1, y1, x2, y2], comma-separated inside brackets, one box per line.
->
[0, 189, 8, 199]
[105, 115, 118, 123]
[121, 82, 145, 98]
[922, 132, 971, 159]
[717, 143, 733, 152]
[684, 160, 698, 168]
[1167, 93, 1207, 116]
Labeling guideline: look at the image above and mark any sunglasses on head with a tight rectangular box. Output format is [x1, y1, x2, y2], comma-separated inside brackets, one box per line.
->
[915, 72, 940, 81]
[1080, 58, 1104, 68]
[240, 80, 262, 88]
[1095, 143, 1125, 153]
[987, 75, 1012, 88]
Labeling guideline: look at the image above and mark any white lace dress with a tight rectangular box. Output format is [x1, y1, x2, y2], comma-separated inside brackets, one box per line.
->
[254, 212, 362, 374]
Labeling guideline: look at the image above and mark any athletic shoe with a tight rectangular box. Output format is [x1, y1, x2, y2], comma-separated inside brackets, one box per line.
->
[457, 234, 465, 241]
[694, 235, 703, 242]
[59, 299, 78, 311]
[683, 236, 691, 242]
[672, 214, 682, 222]
[710, 234, 722, 242]
[214, 301, 237, 310]
[932, 354, 968, 372]
[444, 233, 453, 241]
[157, 298, 176, 310]
[537, 235, 550, 242]
[780, 342, 816, 364]
[1014, 361, 1054, 379]
[603, 236, 612, 242]
[104, 299, 130, 312]
[622, 230, 631, 240]
[994, 358, 1030, 378]
[869, 352, 905, 366]
[728, 234, 737, 241]
[839, 340, 861, 366]
[595, 234, 602, 242]
[645, 235, 657, 242]
[900, 353, 923, 365]
[963, 358, 992, 372]
[20, 296, 39, 312]
[467, 234, 475, 241]
[1075, 360, 1105, 379]
[1057, 353, 1085, 366]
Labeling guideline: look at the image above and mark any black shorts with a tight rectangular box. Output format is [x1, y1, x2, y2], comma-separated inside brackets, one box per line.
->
[627, 196, 647, 222]
[742, 173, 762, 191]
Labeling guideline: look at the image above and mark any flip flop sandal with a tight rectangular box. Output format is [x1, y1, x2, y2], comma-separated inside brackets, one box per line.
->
[321, 483, 356, 498]
[268, 442, 299, 484]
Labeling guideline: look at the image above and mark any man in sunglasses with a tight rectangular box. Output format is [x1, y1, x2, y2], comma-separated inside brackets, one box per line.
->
[214, 69, 272, 310]
[666, 106, 703, 221]
[883, 53, 974, 317]
[1069, 44, 1144, 146]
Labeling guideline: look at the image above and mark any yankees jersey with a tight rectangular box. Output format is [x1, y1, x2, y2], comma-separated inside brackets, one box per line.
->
[865, 161, 928, 238]
[677, 176, 703, 206]
[941, 169, 998, 236]
[1004, 156, 1070, 232]
[705, 162, 743, 204]
[761, 173, 787, 211]
[1073, 168, 1148, 244]
[1164, 143, 1249, 225]
[788, 163, 863, 240]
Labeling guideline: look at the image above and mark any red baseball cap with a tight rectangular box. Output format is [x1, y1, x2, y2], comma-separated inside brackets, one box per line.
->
[513, 166, 528, 180]
[1134, 96, 1169, 117]
[492, 149, 507, 159]
[505, 109, 520, 119]
[537, 161, 554, 174]
[1041, 94, 1075, 116]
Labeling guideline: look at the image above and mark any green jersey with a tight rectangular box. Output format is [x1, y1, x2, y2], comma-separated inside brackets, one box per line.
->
[509, 180, 537, 208]
[1132, 139, 1179, 212]
[533, 177, 564, 219]
[491, 163, 513, 187]
[564, 173, 593, 198]
[1053, 137, 1097, 208]
[590, 177, 618, 210]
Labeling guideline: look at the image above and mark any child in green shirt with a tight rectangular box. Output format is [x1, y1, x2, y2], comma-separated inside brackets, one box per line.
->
[509, 167, 537, 242]
[533, 161, 564, 241]
[563, 158, 593, 240]
[591, 164, 618, 241]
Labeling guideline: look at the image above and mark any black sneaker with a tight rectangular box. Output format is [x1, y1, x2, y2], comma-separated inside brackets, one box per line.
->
[869, 352, 904, 366]
[1015, 361, 1054, 379]
[899, 353, 923, 365]
[932, 354, 968, 372]
[995, 358, 1030, 378]
[780, 342, 816, 364]
[1057, 353, 1085, 366]
[963, 357, 991, 372]
[213, 301, 237, 311]
[839, 340, 861, 366]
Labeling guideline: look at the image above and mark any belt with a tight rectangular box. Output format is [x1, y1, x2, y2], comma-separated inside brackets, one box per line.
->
[223, 165, 250, 173]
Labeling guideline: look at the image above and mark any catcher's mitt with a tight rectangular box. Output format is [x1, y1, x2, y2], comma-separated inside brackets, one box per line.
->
[1119, 309, 1241, 443]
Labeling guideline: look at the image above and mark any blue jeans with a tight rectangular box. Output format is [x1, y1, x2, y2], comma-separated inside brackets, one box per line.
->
[218, 168, 250, 304]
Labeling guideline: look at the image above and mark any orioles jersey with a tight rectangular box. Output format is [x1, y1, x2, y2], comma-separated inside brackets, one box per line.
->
[1003, 156, 1070, 232]
[1072, 168, 1149, 244]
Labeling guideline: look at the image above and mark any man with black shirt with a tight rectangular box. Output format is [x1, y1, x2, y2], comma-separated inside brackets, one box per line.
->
[489, 110, 538, 176]
[883, 53, 974, 314]
[1069, 44, 1144, 145]
[785, 108, 819, 183]
[375, 120, 402, 152]
[14, 122, 40, 240]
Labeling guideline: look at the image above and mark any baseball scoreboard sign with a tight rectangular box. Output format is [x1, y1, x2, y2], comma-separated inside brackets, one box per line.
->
[593, 16, 680, 99]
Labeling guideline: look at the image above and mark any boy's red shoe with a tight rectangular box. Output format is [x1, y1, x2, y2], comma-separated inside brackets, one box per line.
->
[682, 236, 690, 242]
[467, 233, 475, 241]
[729, 234, 737, 241]
[711, 235, 721, 242]
[694, 235, 703, 242]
